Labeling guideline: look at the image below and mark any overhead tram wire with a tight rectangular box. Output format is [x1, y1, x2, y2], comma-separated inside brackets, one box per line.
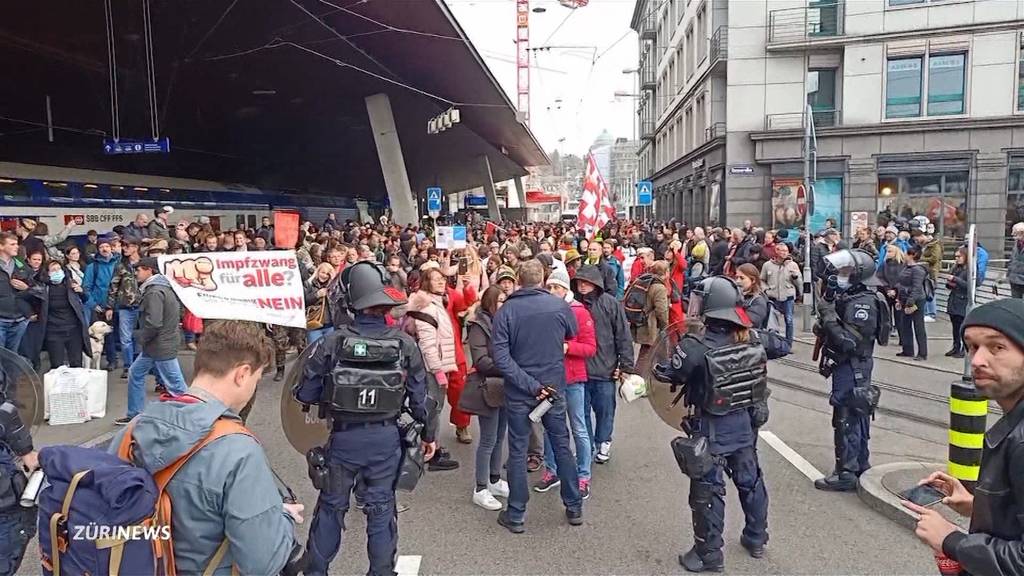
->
[103, 0, 120, 141]
[315, 0, 463, 41]
[203, 39, 509, 109]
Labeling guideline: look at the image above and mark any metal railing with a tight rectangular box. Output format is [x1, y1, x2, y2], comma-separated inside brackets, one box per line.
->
[764, 108, 840, 130]
[640, 119, 655, 140]
[709, 26, 727, 70]
[640, 13, 656, 40]
[768, 1, 844, 44]
[640, 62, 656, 90]
[704, 121, 726, 143]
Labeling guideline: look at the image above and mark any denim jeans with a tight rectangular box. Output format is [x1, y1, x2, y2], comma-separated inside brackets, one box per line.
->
[770, 297, 795, 343]
[475, 408, 507, 488]
[308, 325, 335, 345]
[543, 384, 592, 480]
[117, 307, 139, 369]
[0, 318, 28, 353]
[924, 295, 937, 317]
[127, 355, 188, 418]
[506, 398, 581, 524]
[583, 379, 616, 447]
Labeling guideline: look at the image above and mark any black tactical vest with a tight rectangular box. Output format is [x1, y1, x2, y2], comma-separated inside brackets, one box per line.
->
[702, 340, 769, 416]
[329, 328, 406, 419]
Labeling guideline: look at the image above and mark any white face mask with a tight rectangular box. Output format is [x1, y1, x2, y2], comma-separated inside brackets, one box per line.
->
[835, 276, 851, 289]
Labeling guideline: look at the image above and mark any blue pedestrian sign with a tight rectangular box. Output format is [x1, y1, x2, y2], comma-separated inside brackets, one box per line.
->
[103, 137, 171, 155]
[426, 187, 443, 215]
[637, 180, 653, 206]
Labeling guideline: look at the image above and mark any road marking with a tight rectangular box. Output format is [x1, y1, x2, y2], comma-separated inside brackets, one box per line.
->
[82, 428, 119, 448]
[396, 555, 421, 576]
[758, 430, 824, 482]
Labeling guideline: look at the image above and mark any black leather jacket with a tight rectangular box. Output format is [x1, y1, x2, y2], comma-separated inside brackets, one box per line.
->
[943, 399, 1024, 575]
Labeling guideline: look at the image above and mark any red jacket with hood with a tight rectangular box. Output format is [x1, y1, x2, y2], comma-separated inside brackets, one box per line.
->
[565, 299, 597, 385]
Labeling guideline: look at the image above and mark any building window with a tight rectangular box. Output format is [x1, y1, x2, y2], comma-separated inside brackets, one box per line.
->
[885, 57, 922, 118]
[696, 7, 706, 64]
[877, 172, 968, 239]
[808, 69, 837, 126]
[927, 53, 965, 116]
[686, 27, 694, 79]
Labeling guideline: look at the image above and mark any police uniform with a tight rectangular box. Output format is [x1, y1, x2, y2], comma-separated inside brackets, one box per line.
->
[0, 387, 36, 576]
[654, 276, 790, 573]
[813, 249, 885, 492]
[294, 262, 435, 576]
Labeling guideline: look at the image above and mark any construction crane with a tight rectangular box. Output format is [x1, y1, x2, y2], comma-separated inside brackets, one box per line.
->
[517, 0, 587, 127]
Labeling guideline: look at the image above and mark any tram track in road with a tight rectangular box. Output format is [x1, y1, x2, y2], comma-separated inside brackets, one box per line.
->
[769, 356, 1003, 430]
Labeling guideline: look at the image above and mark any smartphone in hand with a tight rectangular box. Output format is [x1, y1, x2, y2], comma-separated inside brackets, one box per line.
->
[899, 484, 945, 507]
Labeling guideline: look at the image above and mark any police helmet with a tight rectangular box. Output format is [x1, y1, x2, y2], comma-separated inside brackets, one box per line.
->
[342, 261, 407, 311]
[689, 276, 751, 328]
[823, 248, 879, 287]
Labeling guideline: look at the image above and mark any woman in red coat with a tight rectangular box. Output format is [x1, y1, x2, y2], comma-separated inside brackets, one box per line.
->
[665, 241, 687, 330]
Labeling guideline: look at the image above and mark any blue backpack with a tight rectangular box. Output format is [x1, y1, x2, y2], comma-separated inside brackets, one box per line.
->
[975, 243, 989, 287]
[38, 419, 247, 575]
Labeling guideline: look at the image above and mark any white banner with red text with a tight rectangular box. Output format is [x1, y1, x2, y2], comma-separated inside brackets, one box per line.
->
[157, 251, 306, 328]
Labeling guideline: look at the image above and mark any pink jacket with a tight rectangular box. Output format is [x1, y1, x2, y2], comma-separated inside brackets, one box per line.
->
[404, 291, 458, 376]
[565, 300, 597, 385]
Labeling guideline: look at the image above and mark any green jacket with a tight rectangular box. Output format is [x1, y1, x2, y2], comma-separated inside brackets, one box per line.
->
[922, 239, 943, 279]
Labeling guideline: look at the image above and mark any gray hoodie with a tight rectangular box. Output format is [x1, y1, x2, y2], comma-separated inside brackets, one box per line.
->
[108, 387, 296, 575]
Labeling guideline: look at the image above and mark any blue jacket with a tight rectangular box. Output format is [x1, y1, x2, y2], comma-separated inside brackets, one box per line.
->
[492, 287, 577, 404]
[875, 238, 911, 269]
[606, 257, 626, 299]
[83, 253, 120, 311]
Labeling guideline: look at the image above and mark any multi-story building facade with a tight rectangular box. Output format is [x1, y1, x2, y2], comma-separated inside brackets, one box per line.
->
[632, 0, 1024, 256]
[610, 137, 640, 216]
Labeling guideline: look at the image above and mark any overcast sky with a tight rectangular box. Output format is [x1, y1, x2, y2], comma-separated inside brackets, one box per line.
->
[447, 0, 639, 156]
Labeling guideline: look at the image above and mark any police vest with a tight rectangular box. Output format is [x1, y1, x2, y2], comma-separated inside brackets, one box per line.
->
[675, 334, 768, 416]
[328, 329, 406, 418]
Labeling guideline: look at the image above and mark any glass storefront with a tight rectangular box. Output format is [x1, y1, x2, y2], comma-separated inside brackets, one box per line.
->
[1007, 167, 1024, 254]
[876, 171, 968, 239]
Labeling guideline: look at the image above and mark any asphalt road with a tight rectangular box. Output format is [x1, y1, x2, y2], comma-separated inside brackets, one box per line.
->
[30, 353, 948, 575]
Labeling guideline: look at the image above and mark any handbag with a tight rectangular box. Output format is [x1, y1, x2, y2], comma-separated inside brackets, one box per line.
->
[457, 371, 490, 416]
[306, 297, 326, 330]
[481, 376, 505, 408]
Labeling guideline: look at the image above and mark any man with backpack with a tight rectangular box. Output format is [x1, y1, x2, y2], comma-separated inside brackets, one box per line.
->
[36, 320, 303, 576]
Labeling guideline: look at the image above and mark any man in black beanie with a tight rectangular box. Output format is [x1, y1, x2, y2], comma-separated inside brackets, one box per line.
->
[905, 298, 1024, 574]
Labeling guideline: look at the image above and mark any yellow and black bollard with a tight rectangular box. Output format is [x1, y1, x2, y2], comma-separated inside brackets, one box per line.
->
[948, 378, 986, 487]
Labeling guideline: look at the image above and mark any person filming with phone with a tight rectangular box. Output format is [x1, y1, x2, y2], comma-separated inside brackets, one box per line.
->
[906, 298, 1024, 575]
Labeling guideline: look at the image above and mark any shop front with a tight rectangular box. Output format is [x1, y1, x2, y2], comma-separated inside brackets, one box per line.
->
[875, 156, 970, 241]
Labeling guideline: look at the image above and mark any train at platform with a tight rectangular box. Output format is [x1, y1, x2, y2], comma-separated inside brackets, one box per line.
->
[0, 161, 383, 235]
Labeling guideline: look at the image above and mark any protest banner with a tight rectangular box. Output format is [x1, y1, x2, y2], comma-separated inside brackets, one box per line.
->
[158, 251, 306, 328]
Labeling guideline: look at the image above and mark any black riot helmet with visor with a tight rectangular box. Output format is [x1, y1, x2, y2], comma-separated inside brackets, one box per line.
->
[822, 248, 879, 291]
[342, 260, 408, 311]
[687, 276, 752, 328]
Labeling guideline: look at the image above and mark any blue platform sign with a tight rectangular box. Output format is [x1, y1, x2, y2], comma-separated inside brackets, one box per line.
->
[637, 180, 653, 206]
[103, 137, 171, 155]
[426, 187, 443, 215]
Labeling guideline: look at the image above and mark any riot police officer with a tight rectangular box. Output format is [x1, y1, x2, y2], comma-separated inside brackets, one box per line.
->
[0, 360, 39, 576]
[295, 261, 437, 576]
[813, 249, 886, 492]
[653, 276, 790, 573]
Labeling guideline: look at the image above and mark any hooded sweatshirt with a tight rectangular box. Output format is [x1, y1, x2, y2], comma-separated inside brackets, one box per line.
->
[572, 265, 635, 380]
[107, 388, 295, 575]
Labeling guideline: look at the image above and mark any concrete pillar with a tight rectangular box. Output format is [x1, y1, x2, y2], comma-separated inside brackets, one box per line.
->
[514, 176, 528, 210]
[365, 93, 417, 226]
[480, 155, 502, 221]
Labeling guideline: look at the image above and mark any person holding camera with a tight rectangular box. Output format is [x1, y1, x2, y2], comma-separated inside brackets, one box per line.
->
[492, 259, 582, 533]
[906, 299, 1024, 575]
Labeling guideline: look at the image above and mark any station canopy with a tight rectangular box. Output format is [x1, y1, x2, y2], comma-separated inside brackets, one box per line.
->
[0, 0, 547, 200]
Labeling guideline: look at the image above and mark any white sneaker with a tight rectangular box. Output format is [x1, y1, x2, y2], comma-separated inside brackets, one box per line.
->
[488, 479, 510, 498]
[595, 441, 612, 463]
[473, 488, 503, 511]
[924, 316, 936, 323]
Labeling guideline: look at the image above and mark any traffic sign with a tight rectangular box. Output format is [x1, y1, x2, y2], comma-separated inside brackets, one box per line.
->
[103, 137, 170, 155]
[426, 187, 443, 215]
[636, 181, 653, 206]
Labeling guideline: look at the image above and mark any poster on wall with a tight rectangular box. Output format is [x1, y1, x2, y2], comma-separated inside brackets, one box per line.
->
[709, 182, 720, 225]
[772, 177, 843, 237]
[808, 178, 843, 234]
[849, 211, 869, 237]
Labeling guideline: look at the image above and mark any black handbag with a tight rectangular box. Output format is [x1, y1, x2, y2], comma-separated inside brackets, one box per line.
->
[457, 371, 491, 416]
[481, 376, 504, 408]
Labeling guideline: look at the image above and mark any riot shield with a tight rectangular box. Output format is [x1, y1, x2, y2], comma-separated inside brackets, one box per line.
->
[0, 347, 42, 435]
[279, 343, 330, 455]
[640, 320, 691, 432]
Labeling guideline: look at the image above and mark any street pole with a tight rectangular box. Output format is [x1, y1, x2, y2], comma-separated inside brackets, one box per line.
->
[948, 224, 985, 489]
[801, 104, 815, 332]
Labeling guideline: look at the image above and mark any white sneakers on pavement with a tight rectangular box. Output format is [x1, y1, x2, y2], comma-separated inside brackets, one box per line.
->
[473, 488, 503, 511]
[595, 441, 612, 464]
[487, 479, 510, 498]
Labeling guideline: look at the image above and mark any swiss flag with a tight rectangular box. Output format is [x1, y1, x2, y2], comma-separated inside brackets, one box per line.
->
[577, 152, 615, 238]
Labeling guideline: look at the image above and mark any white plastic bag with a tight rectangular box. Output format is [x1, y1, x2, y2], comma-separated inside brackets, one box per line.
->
[44, 366, 108, 419]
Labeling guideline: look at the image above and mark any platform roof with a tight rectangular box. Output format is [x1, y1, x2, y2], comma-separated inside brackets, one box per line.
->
[0, 0, 547, 201]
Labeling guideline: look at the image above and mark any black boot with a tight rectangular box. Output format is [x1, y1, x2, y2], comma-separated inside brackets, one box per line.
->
[679, 547, 724, 573]
[273, 367, 284, 382]
[814, 471, 858, 492]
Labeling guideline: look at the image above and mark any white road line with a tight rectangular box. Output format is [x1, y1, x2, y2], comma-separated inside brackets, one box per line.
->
[82, 428, 119, 448]
[758, 430, 824, 482]
[396, 554, 422, 576]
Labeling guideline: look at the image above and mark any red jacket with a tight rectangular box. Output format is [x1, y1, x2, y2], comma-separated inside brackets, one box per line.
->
[668, 252, 687, 327]
[630, 258, 646, 282]
[565, 299, 597, 385]
[445, 283, 477, 370]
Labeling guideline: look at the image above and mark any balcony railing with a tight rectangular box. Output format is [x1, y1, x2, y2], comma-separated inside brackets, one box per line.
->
[704, 121, 726, 143]
[640, 62, 656, 91]
[709, 26, 727, 72]
[640, 13, 656, 40]
[768, 1, 844, 45]
[640, 119, 655, 140]
[764, 108, 841, 131]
